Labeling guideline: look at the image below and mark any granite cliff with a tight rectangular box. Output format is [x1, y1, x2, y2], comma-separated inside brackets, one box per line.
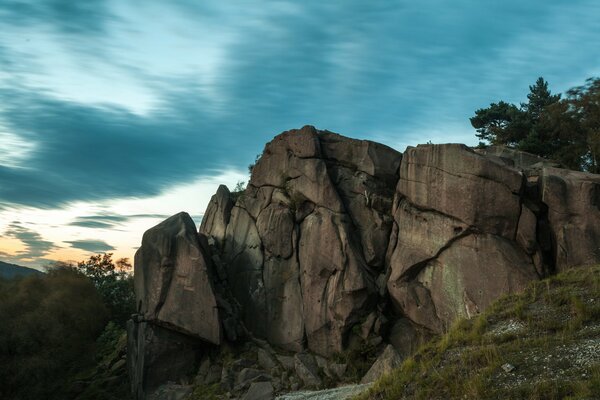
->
[127, 126, 600, 399]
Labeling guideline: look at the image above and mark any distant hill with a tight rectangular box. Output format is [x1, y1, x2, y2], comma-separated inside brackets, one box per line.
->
[0, 261, 43, 279]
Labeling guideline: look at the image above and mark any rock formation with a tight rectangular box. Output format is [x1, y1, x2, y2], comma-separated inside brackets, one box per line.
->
[128, 126, 600, 399]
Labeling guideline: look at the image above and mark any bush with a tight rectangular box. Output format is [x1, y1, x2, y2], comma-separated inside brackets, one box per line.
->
[0, 268, 109, 400]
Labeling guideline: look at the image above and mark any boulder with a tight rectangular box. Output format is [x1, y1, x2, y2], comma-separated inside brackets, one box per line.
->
[294, 353, 322, 388]
[540, 167, 600, 271]
[209, 126, 398, 356]
[298, 208, 375, 355]
[242, 382, 274, 400]
[361, 345, 402, 384]
[134, 212, 220, 344]
[397, 144, 523, 239]
[390, 234, 538, 332]
[127, 320, 202, 400]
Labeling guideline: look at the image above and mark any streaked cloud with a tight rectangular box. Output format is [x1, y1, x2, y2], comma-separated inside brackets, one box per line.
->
[2, 222, 58, 259]
[0, 0, 599, 267]
[65, 239, 115, 252]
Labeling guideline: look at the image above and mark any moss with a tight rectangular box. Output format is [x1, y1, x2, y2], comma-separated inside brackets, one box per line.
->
[188, 384, 224, 400]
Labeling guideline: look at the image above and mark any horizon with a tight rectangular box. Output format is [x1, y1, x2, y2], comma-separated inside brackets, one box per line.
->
[1, 1, 600, 270]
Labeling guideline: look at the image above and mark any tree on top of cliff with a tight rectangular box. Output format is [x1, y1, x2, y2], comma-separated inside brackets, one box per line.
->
[471, 77, 560, 152]
[471, 76, 600, 172]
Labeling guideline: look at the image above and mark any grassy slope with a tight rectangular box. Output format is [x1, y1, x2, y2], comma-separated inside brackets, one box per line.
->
[357, 266, 600, 400]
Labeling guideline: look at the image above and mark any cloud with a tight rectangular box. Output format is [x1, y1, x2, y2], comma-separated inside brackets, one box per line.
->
[0, 0, 114, 36]
[68, 213, 171, 228]
[0, 87, 240, 208]
[65, 239, 115, 252]
[1, 0, 600, 212]
[2, 222, 58, 258]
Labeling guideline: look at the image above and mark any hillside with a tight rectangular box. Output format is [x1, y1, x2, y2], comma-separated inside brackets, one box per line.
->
[357, 265, 600, 400]
[0, 260, 43, 279]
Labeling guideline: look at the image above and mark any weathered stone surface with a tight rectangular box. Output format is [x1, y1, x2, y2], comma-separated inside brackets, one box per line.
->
[127, 320, 202, 400]
[387, 199, 469, 281]
[134, 212, 220, 344]
[360, 345, 402, 384]
[223, 205, 266, 337]
[211, 126, 396, 356]
[299, 208, 375, 355]
[242, 381, 274, 400]
[398, 144, 523, 238]
[147, 384, 192, 400]
[257, 203, 295, 259]
[130, 129, 600, 399]
[263, 255, 304, 352]
[475, 145, 551, 169]
[541, 167, 600, 271]
[391, 234, 538, 332]
[294, 353, 322, 388]
[257, 348, 278, 371]
[199, 184, 233, 249]
[387, 318, 431, 360]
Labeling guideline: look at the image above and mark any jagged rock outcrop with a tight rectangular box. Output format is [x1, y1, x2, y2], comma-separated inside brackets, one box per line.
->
[540, 167, 600, 272]
[387, 144, 539, 333]
[201, 125, 401, 356]
[134, 212, 221, 343]
[129, 126, 600, 399]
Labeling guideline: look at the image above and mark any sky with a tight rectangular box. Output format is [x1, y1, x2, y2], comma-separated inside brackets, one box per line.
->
[1, 1, 599, 270]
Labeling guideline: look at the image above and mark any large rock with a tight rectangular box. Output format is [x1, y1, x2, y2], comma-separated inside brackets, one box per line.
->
[398, 144, 523, 238]
[541, 167, 600, 271]
[210, 126, 400, 355]
[298, 208, 374, 355]
[387, 144, 538, 332]
[134, 212, 220, 344]
[129, 128, 600, 399]
[127, 320, 202, 400]
[360, 345, 402, 384]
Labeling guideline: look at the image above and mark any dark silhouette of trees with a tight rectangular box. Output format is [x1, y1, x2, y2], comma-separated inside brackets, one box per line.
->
[0, 268, 108, 399]
[77, 253, 135, 327]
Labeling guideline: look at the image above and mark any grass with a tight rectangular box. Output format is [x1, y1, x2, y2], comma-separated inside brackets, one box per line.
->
[355, 265, 600, 400]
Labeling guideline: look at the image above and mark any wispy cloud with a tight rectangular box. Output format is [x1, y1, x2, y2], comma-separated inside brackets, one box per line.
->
[0, 0, 599, 213]
[65, 239, 115, 252]
[2, 222, 58, 258]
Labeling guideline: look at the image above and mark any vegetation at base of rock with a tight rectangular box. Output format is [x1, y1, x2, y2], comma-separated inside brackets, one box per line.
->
[356, 265, 600, 400]
[0, 268, 109, 400]
[189, 383, 224, 400]
[68, 323, 131, 400]
[471, 76, 600, 172]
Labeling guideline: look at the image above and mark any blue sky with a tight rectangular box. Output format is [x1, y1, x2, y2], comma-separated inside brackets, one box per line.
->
[1, 0, 599, 268]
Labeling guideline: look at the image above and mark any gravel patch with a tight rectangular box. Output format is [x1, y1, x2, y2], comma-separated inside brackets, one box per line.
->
[275, 383, 372, 400]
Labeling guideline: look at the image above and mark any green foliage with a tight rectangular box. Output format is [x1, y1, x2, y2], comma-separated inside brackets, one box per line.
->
[77, 253, 135, 326]
[470, 76, 600, 171]
[0, 268, 109, 400]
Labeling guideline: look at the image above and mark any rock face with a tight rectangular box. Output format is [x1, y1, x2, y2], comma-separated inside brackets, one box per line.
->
[127, 320, 203, 399]
[129, 212, 221, 399]
[134, 212, 221, 344]
[540, 167, 600, 272]
[129, 127, 600, 399]
[201, 126, 401, 356]
[387, 144, 539, 333]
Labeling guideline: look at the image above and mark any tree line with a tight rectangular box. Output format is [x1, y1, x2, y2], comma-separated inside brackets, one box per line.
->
[0, 254, 134, 400]
[471, 77, 600, 172]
